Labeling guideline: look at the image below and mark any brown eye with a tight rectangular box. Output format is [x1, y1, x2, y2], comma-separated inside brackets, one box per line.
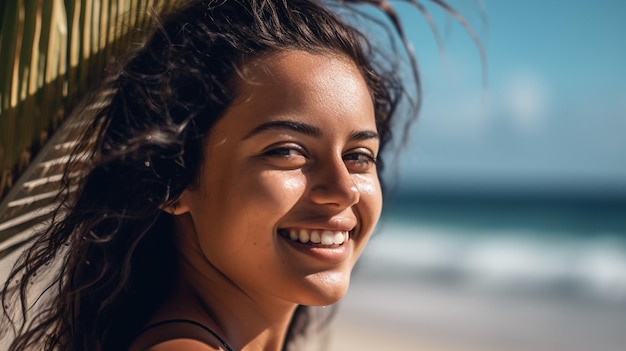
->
[343, 151, 377, 173]
[266, 147, 300, 157]
[264, 145, 307, 168]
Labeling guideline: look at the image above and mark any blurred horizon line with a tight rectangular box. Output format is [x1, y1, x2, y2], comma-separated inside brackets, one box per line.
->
[389, 182, 626, 203]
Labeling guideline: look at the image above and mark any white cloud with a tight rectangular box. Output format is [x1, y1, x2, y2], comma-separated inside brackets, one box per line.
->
[502, 71, 551, 133]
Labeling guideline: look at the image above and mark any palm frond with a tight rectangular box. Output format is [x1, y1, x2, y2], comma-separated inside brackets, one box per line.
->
[0, 0, 173, 198]
[0, 0, 172, 256]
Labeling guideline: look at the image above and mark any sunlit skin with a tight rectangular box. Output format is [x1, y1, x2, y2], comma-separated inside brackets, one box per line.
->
[139, 51, 383, 351]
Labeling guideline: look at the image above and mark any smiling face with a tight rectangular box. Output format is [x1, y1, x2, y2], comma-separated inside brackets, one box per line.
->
[176, 50, 382, 307]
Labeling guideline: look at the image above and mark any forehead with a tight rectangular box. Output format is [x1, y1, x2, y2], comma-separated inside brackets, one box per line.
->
[240, 50, 363, 90]
[226, 50, 375, 128]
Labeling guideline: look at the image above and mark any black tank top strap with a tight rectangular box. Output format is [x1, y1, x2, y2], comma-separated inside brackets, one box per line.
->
[139, 318, 234, 351]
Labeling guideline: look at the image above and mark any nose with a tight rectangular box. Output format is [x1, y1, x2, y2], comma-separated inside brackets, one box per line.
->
[308, 156, 360, 208]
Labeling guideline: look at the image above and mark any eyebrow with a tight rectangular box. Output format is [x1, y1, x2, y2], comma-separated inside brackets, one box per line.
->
[244, 120, 322, 139]
[244, 120, 379, 141]
[349, 130, 379, 141]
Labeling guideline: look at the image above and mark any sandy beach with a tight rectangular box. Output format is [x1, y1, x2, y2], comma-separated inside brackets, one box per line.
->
[326, 255, 626, 351]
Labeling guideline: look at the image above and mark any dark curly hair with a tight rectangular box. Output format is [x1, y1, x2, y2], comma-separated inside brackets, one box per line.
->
[0, 0, 476, 350]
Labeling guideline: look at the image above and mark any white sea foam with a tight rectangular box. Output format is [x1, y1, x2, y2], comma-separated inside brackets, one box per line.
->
[363, 221, 626, 302]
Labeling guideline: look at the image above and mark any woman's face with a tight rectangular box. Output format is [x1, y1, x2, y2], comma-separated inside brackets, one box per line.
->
[177, 50, 382, 306]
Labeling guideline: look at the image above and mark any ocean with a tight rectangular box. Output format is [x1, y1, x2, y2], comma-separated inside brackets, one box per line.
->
[330, 190, 626, 350]
[365, 190, 626, 302]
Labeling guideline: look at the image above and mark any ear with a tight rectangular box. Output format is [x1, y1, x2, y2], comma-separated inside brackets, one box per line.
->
[163, 192, 191, 216]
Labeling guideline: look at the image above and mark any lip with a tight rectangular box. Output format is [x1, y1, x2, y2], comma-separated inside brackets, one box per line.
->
[280, 234, 352, 263]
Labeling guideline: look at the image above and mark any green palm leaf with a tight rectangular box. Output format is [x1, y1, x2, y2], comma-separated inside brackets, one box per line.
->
[0, 0, 174, 257]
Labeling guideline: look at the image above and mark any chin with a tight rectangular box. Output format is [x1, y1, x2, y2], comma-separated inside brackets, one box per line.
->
[297, 270, 352, 306]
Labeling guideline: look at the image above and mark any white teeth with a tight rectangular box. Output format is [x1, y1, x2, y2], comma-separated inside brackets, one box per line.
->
[285, 229, 348, 246]
[310, 230, 321, 243]
[289, 229, 298, 241]
[321, 230, 335, 245]
[298, 229, 309, 243]
[334, 232, 345, 245]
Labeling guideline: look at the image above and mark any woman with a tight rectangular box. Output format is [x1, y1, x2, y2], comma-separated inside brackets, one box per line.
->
[0, 0, 468, 350]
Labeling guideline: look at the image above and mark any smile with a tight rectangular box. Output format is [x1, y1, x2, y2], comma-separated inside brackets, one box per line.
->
[279, 228, 349, 247]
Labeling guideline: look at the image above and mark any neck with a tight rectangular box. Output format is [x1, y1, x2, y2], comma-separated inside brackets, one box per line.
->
[180, 257, 298, 351]
[163, 220, 299, 351]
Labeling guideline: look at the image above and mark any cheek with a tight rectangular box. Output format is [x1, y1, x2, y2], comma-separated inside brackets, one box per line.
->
[351, 175, 382, 259]
[248, 171, 306, 206]
[356, 175, 380, 197]
[354, 174, 383, 218]
[279, 175, 306, 191]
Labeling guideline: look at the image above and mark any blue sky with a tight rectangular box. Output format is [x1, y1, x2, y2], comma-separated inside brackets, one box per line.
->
[383, 0, 626, 195]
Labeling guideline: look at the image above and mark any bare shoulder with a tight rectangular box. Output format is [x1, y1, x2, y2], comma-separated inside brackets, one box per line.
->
[142, 338, 222, 351]
[127, 319, 230, 351]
